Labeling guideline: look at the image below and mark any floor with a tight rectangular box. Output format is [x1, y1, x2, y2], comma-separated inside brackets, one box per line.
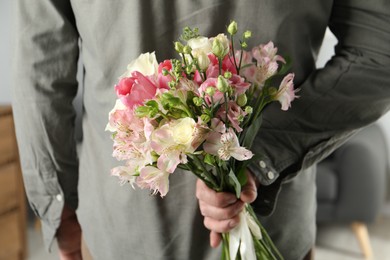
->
[27, 205, 390, 260]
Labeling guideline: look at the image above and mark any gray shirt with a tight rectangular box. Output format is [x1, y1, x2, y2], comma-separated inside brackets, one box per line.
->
[12, 0, 390, 259]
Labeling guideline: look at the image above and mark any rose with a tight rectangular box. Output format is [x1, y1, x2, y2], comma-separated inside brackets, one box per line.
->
[187, 36, 212, 71]
[115, 72, 158, 109]
[171, 117, 197, 146]
[187, 36, 213, 54]
[121, 52, 159, 78]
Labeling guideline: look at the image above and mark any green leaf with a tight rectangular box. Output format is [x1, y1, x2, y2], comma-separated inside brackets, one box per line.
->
[241, 115, 262, 149]
[236, 167, 248, 187]
[228, 169, 241, 198]
[277, 56, 292, 76]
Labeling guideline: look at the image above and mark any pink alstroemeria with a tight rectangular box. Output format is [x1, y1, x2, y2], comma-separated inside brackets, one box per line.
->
[274, 73, 297, 111]
[115, 71, 159, 109]
[240, 41, 286, 86]
[216, 101, 247, 132]
[229, 74, 251, 96]
[137, 166, 170, 197]
[252, 41, 285, 66]
[204, 128, 253, 161]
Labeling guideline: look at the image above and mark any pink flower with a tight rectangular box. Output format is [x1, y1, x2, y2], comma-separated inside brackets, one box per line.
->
[115, 71, 158, 109]
[204, 128, 253, 161]
[137, 166, 170, 197]
[206, 54, 237, 78]
[252, 41, 285, 66]
[198, 78, 224, 105]
[229, 74, 251, 96]
[274, 73, 297, 111]
[216, 101, 247, 132]
[157, 60, 173, 89]
[240, 41, 286, 86]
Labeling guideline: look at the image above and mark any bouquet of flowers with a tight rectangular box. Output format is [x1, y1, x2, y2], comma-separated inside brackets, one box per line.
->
[106, 21, 297, 260]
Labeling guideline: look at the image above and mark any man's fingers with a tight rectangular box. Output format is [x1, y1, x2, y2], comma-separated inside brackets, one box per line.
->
[210, 231, 222, 248]
[199, 199, 245, 220]
[196, 179, 237, 207]
[203, 215, 240, 233]
[240, 170, 258, 203]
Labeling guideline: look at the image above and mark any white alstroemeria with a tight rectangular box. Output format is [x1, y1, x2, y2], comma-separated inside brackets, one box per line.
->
[210, 128, 253, 161]
[111, 166, 138, 188]
[121, 52, 159, 78]
[229, 209, 262, 260]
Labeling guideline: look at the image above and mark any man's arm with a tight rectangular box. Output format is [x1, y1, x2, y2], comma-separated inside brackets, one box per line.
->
[249, 0, 390, 215]
[12, 0, 80, 253]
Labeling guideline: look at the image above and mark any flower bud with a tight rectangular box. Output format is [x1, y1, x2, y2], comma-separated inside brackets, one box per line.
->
[205, 86, 216, 96]
[168, 81, 177, 88]
[174, 41, 184, 53]
[240, 42, 248, 49]
[200, 114, 211, 123]
[224, 71, 232, 79]
[193, 97, 203, 106]
[245, 106, 253, 114]
[196, 51, 210, 70]
[183, 45, 192, 55]
[227, 21, 238, 35]
[237, 94, 247, 106]
[217, 75, 229, 93]
[212, 34, 230, 58]
[243, 30, 252, 39]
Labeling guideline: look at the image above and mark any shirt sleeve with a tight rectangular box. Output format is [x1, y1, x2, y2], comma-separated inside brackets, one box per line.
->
[250, 0, 390, 216]
[12, 0, 79, 250]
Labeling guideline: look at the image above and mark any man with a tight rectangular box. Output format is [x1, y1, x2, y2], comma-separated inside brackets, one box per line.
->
[12, 1, 390, 259]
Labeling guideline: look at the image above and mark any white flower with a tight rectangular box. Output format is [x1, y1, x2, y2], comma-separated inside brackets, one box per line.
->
[151, 118, 197, 173]
[111, 166, 138, 187]
[187, 36, 213, 54]
[204, 128, 253, 161]
[121, 52, 159, 78]
[137, 166, 170, 197]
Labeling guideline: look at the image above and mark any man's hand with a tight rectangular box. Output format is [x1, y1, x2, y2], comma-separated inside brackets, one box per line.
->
[196, 170, 258, 248]
[56, 204, 82, 260]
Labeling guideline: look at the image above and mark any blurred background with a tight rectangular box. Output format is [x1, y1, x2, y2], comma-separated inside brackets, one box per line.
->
[1, 0, 389, 259]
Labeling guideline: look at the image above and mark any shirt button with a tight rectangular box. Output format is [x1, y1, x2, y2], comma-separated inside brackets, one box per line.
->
[267, 171, 275, 180]
[259, 160, 266, 168]
[56, 194, 63, 202]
